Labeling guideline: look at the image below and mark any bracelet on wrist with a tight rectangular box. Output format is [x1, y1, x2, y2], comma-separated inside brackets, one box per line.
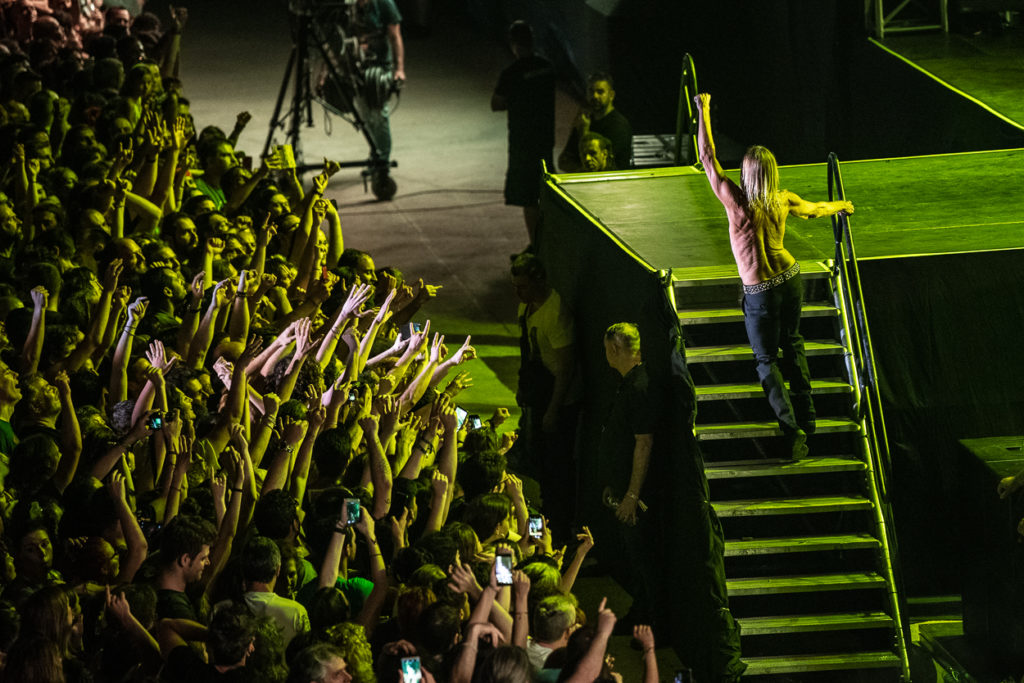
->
[626, 491, 639, 500]
[231, 487, 243, 493]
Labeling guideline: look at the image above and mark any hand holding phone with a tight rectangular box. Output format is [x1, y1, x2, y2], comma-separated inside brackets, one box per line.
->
[342, 497, 361, 526]
[495, 554, 514, 586]
[528, 515, 543, 539]
[400, 656, 422, 683]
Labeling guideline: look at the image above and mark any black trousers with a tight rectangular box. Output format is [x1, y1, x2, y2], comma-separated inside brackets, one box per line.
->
[741, 273, 815, 433]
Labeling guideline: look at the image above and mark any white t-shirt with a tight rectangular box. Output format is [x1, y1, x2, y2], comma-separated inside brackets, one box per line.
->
[244, 591, 311, 646]
[519, 290, 579, 404]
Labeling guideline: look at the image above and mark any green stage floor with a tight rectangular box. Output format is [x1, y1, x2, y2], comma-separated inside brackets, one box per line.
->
[550, 148, 1024, 272]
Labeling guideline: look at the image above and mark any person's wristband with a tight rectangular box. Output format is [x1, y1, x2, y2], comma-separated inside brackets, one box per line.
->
[643, 648, 655, 656]
[626, 491, 638, 500]
[123, 325, 136, 335]
[231, 487, 243, 493]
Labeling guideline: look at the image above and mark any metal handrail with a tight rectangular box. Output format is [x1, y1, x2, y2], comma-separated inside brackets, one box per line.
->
[826, 152, 910, 681]
[674, 54, 699, 167]
[826, 153, 892, 483]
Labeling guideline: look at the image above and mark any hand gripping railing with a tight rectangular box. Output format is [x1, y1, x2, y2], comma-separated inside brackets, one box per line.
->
[827, 152, 911, 681]
[674, 53, 699, 166]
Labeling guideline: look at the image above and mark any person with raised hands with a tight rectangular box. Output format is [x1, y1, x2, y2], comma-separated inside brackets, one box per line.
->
[634, 624, 660, 683]
[398, 329, 444, 411]
[560, 597, 617, 683]
[110, 295, 148, 404]
[317, 282, 375, 370]
[21, 285, 48, 376]
[467, 548, 517, 624]
[448, 552, 516, 683]
[429, 334, 476, 389]
[48, 258, 123, 377]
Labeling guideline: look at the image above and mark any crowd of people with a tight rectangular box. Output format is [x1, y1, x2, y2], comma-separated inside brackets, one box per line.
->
[0, 2, 668, 682]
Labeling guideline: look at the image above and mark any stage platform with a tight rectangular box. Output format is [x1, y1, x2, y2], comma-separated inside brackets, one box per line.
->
[546, 147, 1024, 274]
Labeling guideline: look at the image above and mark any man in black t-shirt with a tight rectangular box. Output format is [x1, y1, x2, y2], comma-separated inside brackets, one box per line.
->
[558, 72, 633, 173]
[598, 322, 657, 628]
[492, 21, 555, 244]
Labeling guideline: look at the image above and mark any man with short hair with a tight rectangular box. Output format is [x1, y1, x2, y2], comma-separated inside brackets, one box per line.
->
[154, 514, 217, 621]
[240, 536, 310, 646]
[558, 72, 632, 173]
[528, 594, 577, 671]
[492, 20, 555, 244]
[162, 604, 258, 681]
[579, 132, 614, 172]
[287, 642, 353, 683]
[694, 93, 854, 459]
[600, 322, 657, 627]
[195, 139, 237, 210]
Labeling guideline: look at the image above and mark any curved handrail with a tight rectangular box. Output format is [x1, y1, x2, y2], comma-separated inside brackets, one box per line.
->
[675, 53, 699, 166]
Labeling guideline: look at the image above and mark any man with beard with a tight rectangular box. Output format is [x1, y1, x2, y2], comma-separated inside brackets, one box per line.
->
[558, 72, 632, 173]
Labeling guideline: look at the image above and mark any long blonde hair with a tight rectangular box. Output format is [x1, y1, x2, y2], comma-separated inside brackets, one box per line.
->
[741, 145, 783, 217]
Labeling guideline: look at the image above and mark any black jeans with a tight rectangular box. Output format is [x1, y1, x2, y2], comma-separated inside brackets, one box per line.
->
[741, 272, 815, 433]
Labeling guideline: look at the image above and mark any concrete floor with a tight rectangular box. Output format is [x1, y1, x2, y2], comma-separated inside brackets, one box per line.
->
[181, 0, 534, 423]
[174, 1, 682, 677]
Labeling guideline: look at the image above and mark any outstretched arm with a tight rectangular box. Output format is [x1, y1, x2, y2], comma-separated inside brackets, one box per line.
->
[786, 191, 855, 220]
[694, 93, 741, 208]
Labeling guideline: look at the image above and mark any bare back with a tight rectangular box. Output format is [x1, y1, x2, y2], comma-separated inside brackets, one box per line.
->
[723, 190, 795, 285]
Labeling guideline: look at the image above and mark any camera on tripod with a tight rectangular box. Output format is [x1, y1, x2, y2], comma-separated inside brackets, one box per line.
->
[265, 0, 400, 200]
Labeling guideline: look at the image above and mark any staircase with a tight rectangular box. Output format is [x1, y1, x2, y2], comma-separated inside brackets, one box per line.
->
[672, 260, 910, 681]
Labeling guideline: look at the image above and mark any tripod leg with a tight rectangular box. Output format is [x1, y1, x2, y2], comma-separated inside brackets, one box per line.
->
[264, 45, 298, 158]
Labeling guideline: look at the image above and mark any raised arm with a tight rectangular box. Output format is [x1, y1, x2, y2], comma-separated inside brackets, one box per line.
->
[357, 413, 393, 519]
[111, 297, 147, 404]
[21, 286, 48, 376]
[108, 471, 149, 583]
[565, 598, 616, 683]
[694, 93, 742, 208]
[52, 371, 82, 493]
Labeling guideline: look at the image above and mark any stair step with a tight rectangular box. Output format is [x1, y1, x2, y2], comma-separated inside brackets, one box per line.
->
[697, 418, 860, 440]
[737, 611, 893, 635]
[727, 572, 887, 596]
[672, 261, 832, 287]
[680, 302, 836, 325]
[714, 495, 873, 517]
[696, 379, 851, 401]
[706, 456, 865, 479]
[743, 651, 901, 675]
[724, 533, 880, 557]
[687, 340, 845, 363]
